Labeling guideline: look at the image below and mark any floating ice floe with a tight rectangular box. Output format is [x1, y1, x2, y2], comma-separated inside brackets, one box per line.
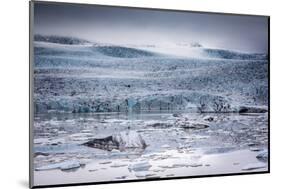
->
[88, 169, 98, 172]
[238, 106, 268, 114]
[152, 154, 172, 161]
[242, 162, 267, 171]
[69, 133, 93, 142]
[34, 151, 49, 157]
[166, 174, 175, 177]
[188, 163, 203, 167]
[110, 163, 128, 168]
[81, 129, 92, 133]
[256, 150, 268, 162]
[111, 149, 120, 153]
[50, 138, 66, 145]
[181, 135, 209, 140]
[128, 161, 152, 172]
[99, 161, 112, 164]
[115, 175, 128, 179]
[151, 168, 165, 172]
[204, 147, 235, 154]
[60, 161, 81, 170]
[172, 163, 190, 168]
[34, 138, 49, 145]
[147, 122, 173, 128]
[203, 116, 216, 122]
[35, 160, 81, 171]
[78, 159, 92, 165]
[135, 172, 156, 178]
[57, 131, 68, 135]
[175, 119, 210, 129]
[172, 113, 182, 117]
[161, 144, 171, 148]
[250, 147, 263, 152]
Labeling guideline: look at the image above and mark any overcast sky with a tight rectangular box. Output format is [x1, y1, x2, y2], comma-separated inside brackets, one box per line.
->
[33, 2, 268, 53]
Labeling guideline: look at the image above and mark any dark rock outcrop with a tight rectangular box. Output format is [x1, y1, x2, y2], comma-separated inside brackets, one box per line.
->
[239, 106, 267, 113]
[180, 122, 209, 129]
[256, 150, 268, 162]
[83, 136, 119, 151]
[148, 122, 173, 128]
[83, 131, 147, 151]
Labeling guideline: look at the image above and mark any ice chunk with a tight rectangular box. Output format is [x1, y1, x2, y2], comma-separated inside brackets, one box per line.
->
[158, 165, 176, 169]
[34, 138, 49, 145]
[242, 162, 267, 171]
[99, 161, 112, 164]
[110, 163, 128, 168]
[166, 174, 175, 177]
[89, 169, 98, 172]
[111, 149, 120, 153]
[203, 116, 216, 122]
[175, 119, 209, 129]
[239, 106, 267, 113]
[135, 172, 156, 178]
[172, 163, 190, 168]
[152, 168, 165, 172]
[128, 161, 152, 172]
[114, 130, 147, 150]
[161, 144, 170, 148]
[148, 122, 173, 128]
[35, 160, 81, 171]
[115, 175, 128, 179]
[188, 163, 203, 167]
[256, 150, 268, 162]
[250, 147, 263, 152]
[60, 161, 81, 170]
[172, 113, 182, 117]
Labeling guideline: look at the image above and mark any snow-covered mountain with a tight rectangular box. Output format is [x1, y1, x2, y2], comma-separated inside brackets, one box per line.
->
[34, 35, 159, 59]
[202, 48, 267, 60]
[34, 34, 91, 45]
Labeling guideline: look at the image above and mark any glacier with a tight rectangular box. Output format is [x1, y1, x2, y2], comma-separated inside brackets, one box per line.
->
[33, 35, 268, 114]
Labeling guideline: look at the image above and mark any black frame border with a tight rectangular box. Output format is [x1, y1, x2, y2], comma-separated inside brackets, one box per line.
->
[29, 1, 270, 188]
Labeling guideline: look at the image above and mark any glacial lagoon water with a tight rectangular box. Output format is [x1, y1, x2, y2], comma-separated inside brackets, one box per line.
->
[33, 111, 268, 186]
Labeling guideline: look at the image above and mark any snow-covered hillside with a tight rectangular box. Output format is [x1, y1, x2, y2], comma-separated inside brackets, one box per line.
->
[33, 35, 268, 114]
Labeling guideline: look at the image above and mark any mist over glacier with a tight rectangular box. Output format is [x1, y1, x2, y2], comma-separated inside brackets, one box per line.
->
[34, 3, 268, 53]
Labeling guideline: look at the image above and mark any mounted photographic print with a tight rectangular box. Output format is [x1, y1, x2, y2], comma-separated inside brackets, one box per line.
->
[29, 1, 269, 188]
